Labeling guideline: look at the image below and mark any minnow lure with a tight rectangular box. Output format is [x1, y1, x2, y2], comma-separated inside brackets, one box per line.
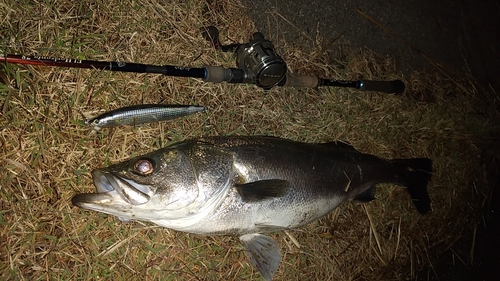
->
[86, 104, 205, 130]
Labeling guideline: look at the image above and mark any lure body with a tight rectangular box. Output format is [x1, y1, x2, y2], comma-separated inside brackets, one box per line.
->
[87, 104, 205, 130]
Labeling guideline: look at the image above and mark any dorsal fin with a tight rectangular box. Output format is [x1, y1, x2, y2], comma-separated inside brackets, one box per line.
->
[320, 140, 358, 151]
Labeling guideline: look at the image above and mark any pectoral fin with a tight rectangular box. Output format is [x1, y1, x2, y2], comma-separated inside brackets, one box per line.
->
[240, 233, 281, 281]
[235, 179, 289, 202]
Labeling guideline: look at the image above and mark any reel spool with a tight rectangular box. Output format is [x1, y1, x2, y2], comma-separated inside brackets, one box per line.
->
[236, 32, 287, 89]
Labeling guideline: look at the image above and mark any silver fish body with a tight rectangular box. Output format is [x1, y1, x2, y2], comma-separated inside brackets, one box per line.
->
[86, 104, 205, 130]
[72, 136, 432, 280]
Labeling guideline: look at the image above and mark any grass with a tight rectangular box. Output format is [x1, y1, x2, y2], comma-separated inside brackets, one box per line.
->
[1, 0, 499, 280]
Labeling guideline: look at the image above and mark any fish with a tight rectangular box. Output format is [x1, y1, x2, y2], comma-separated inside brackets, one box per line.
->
[85, 104, 205, 130]
[72, 136, 432, 280]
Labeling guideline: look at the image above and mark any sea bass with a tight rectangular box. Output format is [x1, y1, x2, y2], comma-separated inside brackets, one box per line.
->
[72, 136, 432, 280]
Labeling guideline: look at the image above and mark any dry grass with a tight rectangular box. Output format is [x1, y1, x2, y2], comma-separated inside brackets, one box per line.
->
[1, 0, 498, 280]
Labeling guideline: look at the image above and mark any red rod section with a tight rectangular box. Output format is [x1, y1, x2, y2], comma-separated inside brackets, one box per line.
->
[0, 54, 110, 69]
[0, 54, 207, 78]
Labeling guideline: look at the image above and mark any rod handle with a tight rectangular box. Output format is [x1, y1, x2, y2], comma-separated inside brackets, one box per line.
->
[280, 73, 319, 88]
[203, 65, 246, 83]
[358, 80, 405, 94]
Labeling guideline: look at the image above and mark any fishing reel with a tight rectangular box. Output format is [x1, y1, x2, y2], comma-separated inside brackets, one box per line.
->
[202, 26, 287, 90]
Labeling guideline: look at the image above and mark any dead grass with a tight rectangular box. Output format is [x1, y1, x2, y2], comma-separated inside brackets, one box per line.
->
[1, 0, 498, 280]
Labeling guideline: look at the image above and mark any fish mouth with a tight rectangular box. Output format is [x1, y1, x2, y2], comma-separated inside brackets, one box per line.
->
[72, 170, 153, 208]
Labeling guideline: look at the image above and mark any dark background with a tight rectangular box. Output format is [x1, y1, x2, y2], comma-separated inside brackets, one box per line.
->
[239, 1, 500, 280]
[240, 0, 499, 92]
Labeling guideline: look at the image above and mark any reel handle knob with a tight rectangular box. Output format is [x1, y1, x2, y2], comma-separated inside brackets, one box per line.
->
[252, 32, 265, 42]
[201, 26, 222, 50]
[201, 26, 240, 52]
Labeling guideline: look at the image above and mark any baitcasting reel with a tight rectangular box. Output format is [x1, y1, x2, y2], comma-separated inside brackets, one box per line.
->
[202, 26, 287, 90]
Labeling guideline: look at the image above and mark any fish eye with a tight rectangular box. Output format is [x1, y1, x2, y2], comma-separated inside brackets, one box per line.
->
[133, 159, 155, 175]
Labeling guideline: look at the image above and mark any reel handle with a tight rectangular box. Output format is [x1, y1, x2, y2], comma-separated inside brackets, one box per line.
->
[201, 26, 221, 49]
[201, 26, 239, 52]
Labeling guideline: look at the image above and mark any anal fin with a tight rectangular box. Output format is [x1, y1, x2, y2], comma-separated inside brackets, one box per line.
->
[353, 186, 376, 203]
[240, 233, 281, 281]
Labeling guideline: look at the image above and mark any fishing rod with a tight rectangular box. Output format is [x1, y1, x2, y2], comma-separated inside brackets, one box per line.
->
[0, 26, 405, 93]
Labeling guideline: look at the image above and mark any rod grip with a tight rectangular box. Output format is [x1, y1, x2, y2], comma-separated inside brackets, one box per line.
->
[359, 80, 405, 94]
[281, 73, 319, 88]
[203, 65, 246, 83]
[204, 65, 226, 82]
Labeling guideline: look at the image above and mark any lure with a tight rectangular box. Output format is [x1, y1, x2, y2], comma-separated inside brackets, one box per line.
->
[86, 104, 205, 130]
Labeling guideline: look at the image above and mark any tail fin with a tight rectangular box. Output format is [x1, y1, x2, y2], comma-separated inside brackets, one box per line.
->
[391, 158, 433, 214]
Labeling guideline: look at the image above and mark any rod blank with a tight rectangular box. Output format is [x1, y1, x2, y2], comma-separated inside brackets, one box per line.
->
[1, 54, 405, 93]
[320, 78, 405, 94]
[0, 54, 206, 78]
